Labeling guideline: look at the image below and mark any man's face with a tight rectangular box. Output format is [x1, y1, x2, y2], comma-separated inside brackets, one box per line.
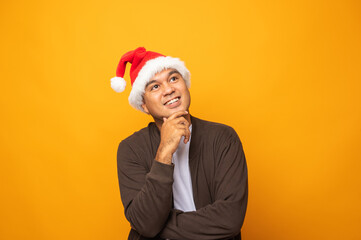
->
[141, 68, 191, 121]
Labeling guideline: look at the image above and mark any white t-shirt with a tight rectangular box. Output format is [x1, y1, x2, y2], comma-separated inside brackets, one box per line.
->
[172, 125, 196, 212]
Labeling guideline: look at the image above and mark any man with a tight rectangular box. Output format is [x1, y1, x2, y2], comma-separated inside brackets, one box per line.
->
[111, 47, 248, 240]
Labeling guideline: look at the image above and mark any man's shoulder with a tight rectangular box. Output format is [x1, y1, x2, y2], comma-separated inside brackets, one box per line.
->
[192, 116, 239, 141]
[193, 116, 234, 130]
[120, 122, 156, 146]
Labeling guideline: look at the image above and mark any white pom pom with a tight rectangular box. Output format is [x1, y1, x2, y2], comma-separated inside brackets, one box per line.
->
[110, 77, 126, 92]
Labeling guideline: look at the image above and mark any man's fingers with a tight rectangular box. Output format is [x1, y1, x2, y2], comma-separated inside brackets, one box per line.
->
[183, 127, 191, 144]
[172, 116, 189, 126]
[161, 110, 190, 144]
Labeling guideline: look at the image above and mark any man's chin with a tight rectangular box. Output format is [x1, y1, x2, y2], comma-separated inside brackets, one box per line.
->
[165, 108, 187, 117]
[150, 106, 189, 120]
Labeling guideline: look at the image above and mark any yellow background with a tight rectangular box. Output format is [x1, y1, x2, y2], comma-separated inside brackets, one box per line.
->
[1, 0, 360, 239]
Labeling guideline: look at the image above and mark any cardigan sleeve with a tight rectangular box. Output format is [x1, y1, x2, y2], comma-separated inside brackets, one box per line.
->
[117, 140, 174, 238]
[159, 136, 248, 240]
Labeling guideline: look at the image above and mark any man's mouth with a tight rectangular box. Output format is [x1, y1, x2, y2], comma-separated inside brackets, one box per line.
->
[164, 97, 180, 105]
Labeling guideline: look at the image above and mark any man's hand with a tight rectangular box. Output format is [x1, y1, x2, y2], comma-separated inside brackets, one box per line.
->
[155, 111, 191, 165]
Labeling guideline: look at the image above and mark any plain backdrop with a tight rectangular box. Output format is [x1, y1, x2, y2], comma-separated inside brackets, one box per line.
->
[1, 0, 360, 239]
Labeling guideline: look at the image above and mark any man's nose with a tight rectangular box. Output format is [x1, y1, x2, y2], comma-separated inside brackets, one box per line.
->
[163, 82, 175, 95]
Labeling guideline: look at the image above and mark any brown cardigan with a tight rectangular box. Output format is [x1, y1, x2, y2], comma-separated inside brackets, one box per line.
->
[117, 116, 248, 240]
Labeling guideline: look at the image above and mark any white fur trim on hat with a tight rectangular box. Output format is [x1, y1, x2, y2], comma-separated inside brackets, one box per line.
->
[111, 77, 127, 93]
[128, 56, 191, 112]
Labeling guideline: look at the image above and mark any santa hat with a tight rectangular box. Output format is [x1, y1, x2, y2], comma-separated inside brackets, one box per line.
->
[110, 47, 191, 112]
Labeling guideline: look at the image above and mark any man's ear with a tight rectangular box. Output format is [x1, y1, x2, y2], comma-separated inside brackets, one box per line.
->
[141, 103, 149, 114]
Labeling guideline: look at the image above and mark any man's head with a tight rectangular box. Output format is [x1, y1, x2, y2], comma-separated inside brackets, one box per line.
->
[141, 68, 191, 121]
[110, 47, 191, 114]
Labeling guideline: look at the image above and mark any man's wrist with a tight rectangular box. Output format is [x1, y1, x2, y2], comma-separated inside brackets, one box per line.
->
[155, 146, 173, 165]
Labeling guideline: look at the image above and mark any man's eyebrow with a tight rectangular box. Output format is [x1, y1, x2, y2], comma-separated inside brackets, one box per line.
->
[145, 80, 157, 89]
[168, 70, 180, 76]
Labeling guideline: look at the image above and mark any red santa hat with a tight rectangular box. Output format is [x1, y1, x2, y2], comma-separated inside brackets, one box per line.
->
[110, 47, 191, 112]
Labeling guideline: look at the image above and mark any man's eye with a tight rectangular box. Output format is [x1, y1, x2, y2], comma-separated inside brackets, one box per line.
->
[151, 85, 159, 90]
[170, 76, 178, 82]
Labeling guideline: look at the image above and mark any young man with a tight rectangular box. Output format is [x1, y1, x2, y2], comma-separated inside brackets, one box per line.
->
[111, 47, 248, 240]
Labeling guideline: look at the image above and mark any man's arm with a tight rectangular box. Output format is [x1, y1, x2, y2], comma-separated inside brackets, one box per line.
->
[117, 111, 191, 238]
[160, 135, 248, 240]
[117, 142, 174, 238]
